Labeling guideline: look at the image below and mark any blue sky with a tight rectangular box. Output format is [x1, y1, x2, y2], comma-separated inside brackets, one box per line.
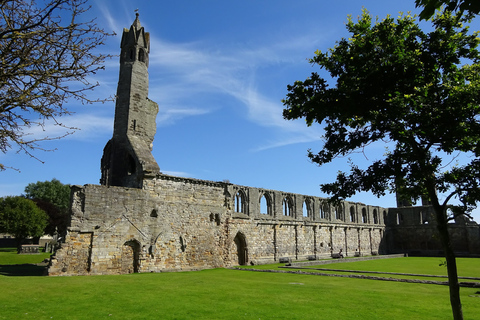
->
[2, 0, 480, 222]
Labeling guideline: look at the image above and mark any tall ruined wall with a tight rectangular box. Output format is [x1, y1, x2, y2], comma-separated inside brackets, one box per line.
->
[385, 206, 480, 255]
[49, 174, 387, 276]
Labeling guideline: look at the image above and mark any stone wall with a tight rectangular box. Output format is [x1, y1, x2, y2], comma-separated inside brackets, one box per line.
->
[49, 174, 387, 276]
[385, 205, 480, 256]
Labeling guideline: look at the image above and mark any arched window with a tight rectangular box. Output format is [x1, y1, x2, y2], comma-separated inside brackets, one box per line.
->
[335, 205, 344, 221]
[260, 193, 271, 215]
[138, 48, 145, 62]
[235, 190, 246, 214]
[283, 196, 293, 217]
[350, 206, 355, 222]
[362, 208, 368, 223]
[373, 209, 378, 224]
[303, 198, 312, 218]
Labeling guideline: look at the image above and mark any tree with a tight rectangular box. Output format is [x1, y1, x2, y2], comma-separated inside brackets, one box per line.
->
[24, 178, 70, 236]
[416, 0, 480, 19]
[283, 10, 480, 320]
[0, 0, 113, 170]
[0, 196, 48, 252]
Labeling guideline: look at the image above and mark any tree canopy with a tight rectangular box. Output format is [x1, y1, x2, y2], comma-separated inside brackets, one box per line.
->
[416, 0, 480, 19]
[282, 10, 480, 320]
[0, 196, 48, 251]
[0, 0, 113, 170]
[24, 178, 70, 236]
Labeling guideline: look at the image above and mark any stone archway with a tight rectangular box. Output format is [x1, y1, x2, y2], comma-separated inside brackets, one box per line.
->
[122, 240, 141, 273]
[234, 232, 248, 266]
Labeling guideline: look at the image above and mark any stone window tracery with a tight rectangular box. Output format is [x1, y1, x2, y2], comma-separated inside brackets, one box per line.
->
[235, 190, 247, 214]
[283, 195, 293, 217]
[260, 193, 272, 215]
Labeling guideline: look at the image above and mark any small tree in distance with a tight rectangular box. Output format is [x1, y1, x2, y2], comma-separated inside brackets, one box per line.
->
[24, 178, 71, 237]
[0, 196, 48, 252]
[283, 10, 480, 320]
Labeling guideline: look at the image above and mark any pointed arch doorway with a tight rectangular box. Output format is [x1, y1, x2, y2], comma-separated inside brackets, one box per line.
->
[122, 240, 141, 273]
[234, 232, 248, 265]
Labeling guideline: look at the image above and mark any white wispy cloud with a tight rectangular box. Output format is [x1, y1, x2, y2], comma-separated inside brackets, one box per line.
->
[95, 2, 326, 151]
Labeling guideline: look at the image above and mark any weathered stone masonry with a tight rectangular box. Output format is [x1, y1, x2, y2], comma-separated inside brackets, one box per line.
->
[49, 174, 387, 275]
[48, 14, 479, 276]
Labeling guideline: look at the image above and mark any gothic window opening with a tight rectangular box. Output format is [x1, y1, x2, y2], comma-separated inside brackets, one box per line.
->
[235, 190, 246, 214]
[335, 205, 343, 221]
[350, 206, 355, 222]
[283, 196, 293, 217]
[303, 199, 312, 218]
[138, 48, 145, 62]
[260, 193, 271, 215]
[320, 202, 329, 220]
[373, 209, 378, 224]
[362, 208, 368, 223]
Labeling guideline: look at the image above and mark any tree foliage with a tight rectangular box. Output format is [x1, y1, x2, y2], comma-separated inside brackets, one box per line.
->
[24, 178, 70, 236]
[283, 10, 480, 320]
[0, 0, 114, 170]
[416, 0, 480, 19]
[0, 196, 48, 251]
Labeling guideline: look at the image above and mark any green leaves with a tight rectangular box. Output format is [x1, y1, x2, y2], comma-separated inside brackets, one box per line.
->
[0, 196, 48, 242]
[283, 10, 480, 212]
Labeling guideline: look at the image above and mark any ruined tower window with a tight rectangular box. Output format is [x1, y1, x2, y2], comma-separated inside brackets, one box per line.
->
[373, 209, 378, 224]
[138, 48, 145, 62]
[260, 193, 271, 215]
[362, 208, 368, 223]
[235, 190, 246, 214]
[127, 153, 136, 175]
[129, 47, 135, 60]
[283, 196, 293, 217]
[350, 206, 355, 222]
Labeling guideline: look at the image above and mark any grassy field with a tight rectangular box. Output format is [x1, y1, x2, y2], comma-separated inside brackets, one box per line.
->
[1, 250, 479, 319]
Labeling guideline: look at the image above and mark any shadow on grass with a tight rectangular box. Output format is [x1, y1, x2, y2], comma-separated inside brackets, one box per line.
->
[0, 264, 48, 276]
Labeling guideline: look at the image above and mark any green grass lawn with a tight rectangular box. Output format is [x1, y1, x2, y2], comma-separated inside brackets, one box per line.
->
[0, 247, 51, 265]
[0, 251, 479, 319]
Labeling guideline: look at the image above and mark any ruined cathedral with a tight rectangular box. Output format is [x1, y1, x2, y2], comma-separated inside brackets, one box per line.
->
[48, 15, 480, 276]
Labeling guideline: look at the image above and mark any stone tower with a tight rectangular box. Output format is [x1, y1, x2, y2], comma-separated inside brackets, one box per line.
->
[101, 13, 160, 188]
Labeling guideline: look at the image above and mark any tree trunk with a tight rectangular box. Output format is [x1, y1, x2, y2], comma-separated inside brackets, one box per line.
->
[434, 206, 463, 320]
